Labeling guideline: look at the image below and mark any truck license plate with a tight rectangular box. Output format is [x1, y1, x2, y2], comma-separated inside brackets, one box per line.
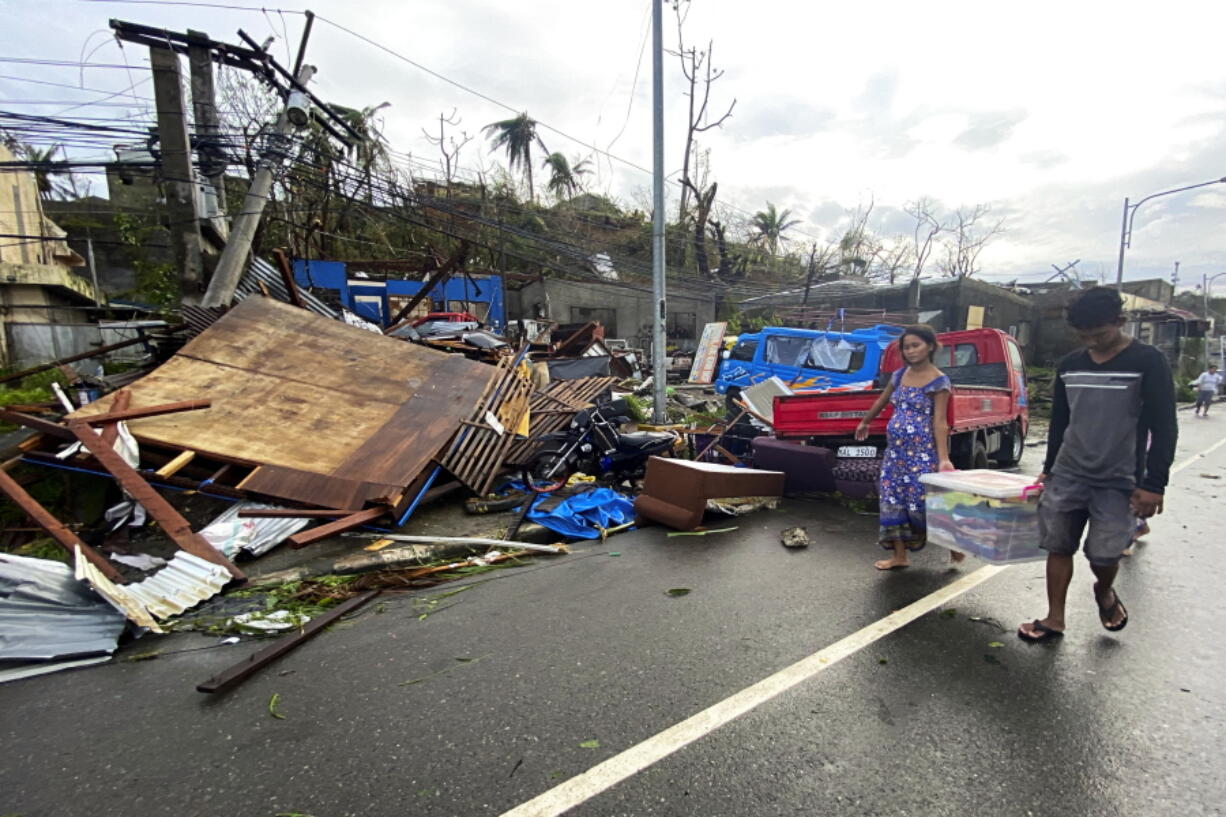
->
[838, 446, 878, 458]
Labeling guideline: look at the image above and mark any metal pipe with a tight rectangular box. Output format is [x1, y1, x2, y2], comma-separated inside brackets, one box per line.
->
[650, 0, 667, 424]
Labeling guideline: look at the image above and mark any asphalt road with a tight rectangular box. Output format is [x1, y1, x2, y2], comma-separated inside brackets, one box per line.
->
[2, 410, 1225, 817]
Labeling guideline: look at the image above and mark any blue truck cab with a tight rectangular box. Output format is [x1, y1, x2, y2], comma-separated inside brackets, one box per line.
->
[714, 324, 904, 397]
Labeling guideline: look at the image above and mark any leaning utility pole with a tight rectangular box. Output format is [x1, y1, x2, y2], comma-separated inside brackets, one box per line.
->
[202, 62, 315, 307]
[149, 46, 205, 302]
[650, 0, 667, 424]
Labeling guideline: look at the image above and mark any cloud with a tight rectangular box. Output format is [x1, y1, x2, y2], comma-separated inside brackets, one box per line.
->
[954, 109, 1027, 151]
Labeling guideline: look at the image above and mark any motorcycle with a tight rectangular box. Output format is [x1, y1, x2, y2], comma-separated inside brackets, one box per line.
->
[522, 398, 679, 492]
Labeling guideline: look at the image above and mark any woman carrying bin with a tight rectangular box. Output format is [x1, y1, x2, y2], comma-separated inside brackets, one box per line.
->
[855, 325, 963, 570]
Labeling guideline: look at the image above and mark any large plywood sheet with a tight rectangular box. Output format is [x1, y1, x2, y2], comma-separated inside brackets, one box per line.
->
[71, 298, 493, 498]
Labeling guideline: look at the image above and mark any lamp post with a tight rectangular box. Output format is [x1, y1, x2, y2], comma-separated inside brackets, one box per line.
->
[1204, 271, 1226, 317]
[1115, 176, 1226, 287]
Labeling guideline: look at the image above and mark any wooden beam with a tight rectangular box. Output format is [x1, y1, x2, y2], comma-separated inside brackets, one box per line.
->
[288, 505, 390, 549]
[98, 389, 131, 448]
[272, 248, 307, 309]
[67, 422, 244, 579]
[0, 410, 76, 441]
[196, 590, 380, 693]
[0, 468, 124, 583]
[155, 449, 196, 478]
[80, 399, 211, 426]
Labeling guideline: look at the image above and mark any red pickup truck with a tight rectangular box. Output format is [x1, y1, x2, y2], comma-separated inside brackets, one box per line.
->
[769, 328, 1029, 498]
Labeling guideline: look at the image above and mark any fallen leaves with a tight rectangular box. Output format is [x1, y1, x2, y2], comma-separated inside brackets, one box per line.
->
[268, 692, 286, 720]
[665, 588, 691, 597]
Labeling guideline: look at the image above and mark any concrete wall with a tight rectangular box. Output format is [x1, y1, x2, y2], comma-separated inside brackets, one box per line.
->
[509, 277, 717, 349]
[0, 144, 51, 267]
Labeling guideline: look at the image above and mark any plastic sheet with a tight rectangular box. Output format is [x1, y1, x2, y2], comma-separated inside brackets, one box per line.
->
[199, 502, 311, 559]
[526, 487, 636, 540]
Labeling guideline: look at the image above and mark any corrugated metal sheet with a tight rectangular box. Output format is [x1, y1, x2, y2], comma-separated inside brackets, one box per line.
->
[199, 501, 310, 558]
[235, 257, 339, 318]
[0, 553, 126, 660]
[75, 548, 232, 632]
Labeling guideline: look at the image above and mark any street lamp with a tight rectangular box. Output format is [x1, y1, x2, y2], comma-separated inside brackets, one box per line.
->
[1115, 176, 1226, 286]
[1204, 271, 1226, 317]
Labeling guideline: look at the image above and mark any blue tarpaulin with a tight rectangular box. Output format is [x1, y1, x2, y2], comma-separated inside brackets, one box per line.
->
[525, 487, 636, 540]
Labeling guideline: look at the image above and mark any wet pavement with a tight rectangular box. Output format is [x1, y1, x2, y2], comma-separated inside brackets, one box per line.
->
[2, 410, 1224, 817]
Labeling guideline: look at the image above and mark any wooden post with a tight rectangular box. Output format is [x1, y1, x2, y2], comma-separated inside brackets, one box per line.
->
[68, 422, 243, 579]
[0, 469, 124, 583]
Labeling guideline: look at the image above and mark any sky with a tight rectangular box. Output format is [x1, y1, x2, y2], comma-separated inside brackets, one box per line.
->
[2, 0, 1225, 291]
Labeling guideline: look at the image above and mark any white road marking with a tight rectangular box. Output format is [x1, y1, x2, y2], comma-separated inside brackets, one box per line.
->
[501, 433, 1226, 817]
[1170, 433, 1226, 476]
[499, 564, 1008, 817]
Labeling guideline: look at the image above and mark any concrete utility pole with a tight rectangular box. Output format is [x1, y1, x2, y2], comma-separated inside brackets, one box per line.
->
[186, 30, 227, 235]
[149, 46, 205, 302]
[202, 63, 315, 308]
[650, 0, 667, 424]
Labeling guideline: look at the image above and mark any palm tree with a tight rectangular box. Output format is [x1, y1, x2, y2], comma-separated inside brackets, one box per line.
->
[542, 152, 591, 200]
[19, 143, 65, 199]
[751, 201, 801, 255]
[483, 112, 547, 202]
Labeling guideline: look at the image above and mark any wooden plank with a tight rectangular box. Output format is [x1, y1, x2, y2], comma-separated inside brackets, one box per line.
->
[155, 449, 196, 478]
[98, 389, 132, 447]
[81, 399, 210, 426]
[196, 590, 380, 693]
[67, 422, 244, 579]
[0, 410, 75, 441]
[272, 248, 307, 308]
[0, 467, 124, 583]
[288, 505, 390, 549]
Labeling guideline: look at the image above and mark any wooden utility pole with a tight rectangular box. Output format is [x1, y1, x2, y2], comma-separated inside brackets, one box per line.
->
[149, 46, 205, 303]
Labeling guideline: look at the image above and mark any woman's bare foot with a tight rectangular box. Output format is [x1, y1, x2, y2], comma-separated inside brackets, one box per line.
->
[874, 556, 910, 570]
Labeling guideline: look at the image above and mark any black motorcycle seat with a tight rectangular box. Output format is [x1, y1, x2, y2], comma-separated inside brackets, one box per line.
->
[620, 431, 675, 449]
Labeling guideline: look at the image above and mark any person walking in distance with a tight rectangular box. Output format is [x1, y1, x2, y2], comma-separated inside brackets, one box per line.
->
[1019, 287, 1178, 642]
[1191, 364, 1222, 417]
[855, 325, 962, 570]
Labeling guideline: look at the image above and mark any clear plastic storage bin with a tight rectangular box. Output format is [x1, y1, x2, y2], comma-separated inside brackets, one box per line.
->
[920, 470, 1044, 564]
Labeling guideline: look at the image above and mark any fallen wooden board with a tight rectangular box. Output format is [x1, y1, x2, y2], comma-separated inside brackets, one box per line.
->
[67, 298, 492, 504]
[196, 590, 381, 694]
[288, 505, 391, 549]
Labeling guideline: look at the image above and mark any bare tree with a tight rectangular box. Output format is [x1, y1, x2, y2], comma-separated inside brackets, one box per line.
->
[836, 200, 876, 276]
[422, 108, 472, 189]
[671, 0, 735, 225]
[937, 204, 1006, 277]
[905, 197, 945, 280]
[871, 238, 914, 285]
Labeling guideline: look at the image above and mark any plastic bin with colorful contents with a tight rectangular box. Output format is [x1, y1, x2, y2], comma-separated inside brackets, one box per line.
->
[919, 470, 1044, 564]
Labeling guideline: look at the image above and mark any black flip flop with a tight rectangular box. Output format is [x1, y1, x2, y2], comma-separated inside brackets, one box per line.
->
[1097, 590, 1129, 632]
[1018, 619, 1064, 643]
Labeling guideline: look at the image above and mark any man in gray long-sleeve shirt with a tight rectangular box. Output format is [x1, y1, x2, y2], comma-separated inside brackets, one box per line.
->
[1019, 287, 1178, 642]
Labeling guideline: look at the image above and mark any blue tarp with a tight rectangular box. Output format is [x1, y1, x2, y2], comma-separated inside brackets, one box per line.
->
[526, 487, 636, 540]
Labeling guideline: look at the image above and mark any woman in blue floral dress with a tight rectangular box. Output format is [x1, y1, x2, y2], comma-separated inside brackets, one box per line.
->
[855, 325, 958, 570]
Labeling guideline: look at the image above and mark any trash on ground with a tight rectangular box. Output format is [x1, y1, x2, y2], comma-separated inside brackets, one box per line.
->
[780, 527, 810, 548]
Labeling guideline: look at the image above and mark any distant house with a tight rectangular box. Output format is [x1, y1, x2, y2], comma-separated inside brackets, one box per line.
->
[0, 143, 100, 368]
